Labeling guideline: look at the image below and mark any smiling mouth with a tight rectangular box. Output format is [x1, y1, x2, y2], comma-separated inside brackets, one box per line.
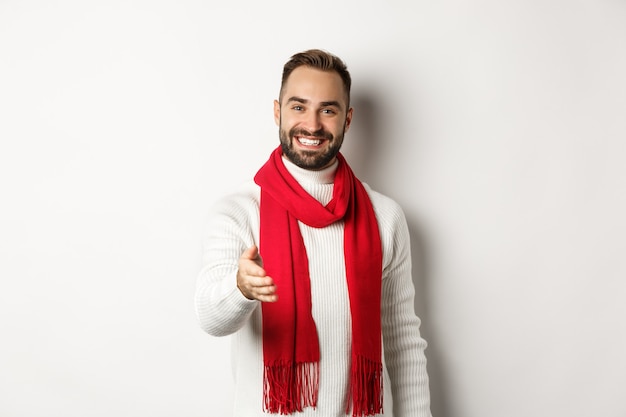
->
[290, 127, 332, 148]
[297, 137, 323, 146]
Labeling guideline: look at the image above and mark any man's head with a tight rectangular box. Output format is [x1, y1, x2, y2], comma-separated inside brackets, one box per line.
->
[274, 49, 353, 170]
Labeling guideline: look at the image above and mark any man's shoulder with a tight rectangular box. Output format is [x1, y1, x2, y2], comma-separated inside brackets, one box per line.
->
[362, 183, 410, 234]
[363, 183, 404, 214]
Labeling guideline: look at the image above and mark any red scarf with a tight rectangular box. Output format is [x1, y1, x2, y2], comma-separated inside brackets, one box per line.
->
[253, 147, 383, 416]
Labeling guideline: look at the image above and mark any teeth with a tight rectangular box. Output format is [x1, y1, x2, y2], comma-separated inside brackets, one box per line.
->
[298, 138, 321, 146]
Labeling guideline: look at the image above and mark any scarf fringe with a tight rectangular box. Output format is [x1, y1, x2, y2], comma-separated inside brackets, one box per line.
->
[346, 355, 384, 417]
[263, 361, 319, 414]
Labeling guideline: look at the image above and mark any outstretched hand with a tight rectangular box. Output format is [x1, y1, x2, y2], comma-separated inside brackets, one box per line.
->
[236, 245, 278, 303]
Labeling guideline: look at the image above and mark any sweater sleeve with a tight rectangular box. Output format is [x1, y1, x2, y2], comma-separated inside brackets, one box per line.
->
[194, 186, 260, 337]
[377, 197, 433, 417]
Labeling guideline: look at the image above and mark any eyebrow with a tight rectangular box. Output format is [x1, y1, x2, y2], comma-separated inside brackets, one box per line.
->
[285, 96, 343, 110]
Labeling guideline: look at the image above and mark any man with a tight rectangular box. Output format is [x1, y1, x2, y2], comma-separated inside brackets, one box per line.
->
[195, 49, 432, 417]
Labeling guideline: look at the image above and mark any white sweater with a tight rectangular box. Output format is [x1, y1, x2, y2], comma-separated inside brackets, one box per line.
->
[195, 158, 432, 417]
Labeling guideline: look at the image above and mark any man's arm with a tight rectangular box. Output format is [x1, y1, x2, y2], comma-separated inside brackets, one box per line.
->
[194, 189, 269, 336]
[378, 199, 432, 417]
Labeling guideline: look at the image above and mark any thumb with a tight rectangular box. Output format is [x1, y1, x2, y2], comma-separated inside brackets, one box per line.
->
[242, 245, 260, 260]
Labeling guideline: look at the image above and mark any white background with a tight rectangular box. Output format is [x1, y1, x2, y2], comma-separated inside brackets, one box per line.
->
[1, 1, 625, 416]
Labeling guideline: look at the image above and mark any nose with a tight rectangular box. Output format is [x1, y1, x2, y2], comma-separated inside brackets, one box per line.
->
[302, 111, 322, 133]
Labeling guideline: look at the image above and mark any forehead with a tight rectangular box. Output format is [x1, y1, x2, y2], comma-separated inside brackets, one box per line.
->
[281, 66, 347, 104]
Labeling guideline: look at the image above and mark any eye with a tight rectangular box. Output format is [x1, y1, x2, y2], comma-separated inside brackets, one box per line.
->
[321, 108, 336, 115]
[292, 105, 304, 111]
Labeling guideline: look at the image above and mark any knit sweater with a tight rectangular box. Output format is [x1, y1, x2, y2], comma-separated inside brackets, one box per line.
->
[195, 157, 432, 417]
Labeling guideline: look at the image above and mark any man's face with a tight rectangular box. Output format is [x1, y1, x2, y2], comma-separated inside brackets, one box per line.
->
[274, 66, 353, 170]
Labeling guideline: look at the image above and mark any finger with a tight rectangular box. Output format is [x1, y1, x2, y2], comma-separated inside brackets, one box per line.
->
[241, 260, 267, 278]
[253, 284, 278, 302]
[255, 282, 276, 295]
[241, 277, 277, 301]
[257, 293, 279, 303]
[246, 275, 274, 289]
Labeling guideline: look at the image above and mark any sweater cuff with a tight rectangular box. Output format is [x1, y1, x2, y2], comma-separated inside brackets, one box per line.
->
[224, 272, 259, 312]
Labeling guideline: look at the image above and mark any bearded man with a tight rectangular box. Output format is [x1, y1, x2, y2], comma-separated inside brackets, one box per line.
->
[195, 49, 432, 417]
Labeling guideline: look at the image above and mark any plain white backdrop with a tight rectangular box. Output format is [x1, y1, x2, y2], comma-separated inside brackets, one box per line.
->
[1, 1, 625, 416]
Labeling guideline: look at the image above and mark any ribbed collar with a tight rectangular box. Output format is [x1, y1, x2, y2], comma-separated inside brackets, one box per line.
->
[282, 156, 338, 185]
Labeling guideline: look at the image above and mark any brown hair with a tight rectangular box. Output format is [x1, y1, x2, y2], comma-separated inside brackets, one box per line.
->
[279, 49, 352, 106]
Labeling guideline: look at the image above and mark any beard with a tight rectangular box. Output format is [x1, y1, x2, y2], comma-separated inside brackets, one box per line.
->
[279, 125, 345, 170]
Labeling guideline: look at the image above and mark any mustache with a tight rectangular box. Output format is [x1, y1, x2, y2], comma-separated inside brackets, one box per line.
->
[289, 127, 333, 141]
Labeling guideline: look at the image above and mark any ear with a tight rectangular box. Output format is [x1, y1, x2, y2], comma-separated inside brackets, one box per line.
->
[273, 100, 280, 126]
[344, 107, 354, 132]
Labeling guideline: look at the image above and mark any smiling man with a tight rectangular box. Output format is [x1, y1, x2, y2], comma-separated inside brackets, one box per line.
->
[195, 49, 432, 417]
[276, 64, 352, 171]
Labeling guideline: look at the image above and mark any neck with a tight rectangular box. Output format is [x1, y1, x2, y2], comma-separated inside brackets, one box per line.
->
[282, 156, 338, 185]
